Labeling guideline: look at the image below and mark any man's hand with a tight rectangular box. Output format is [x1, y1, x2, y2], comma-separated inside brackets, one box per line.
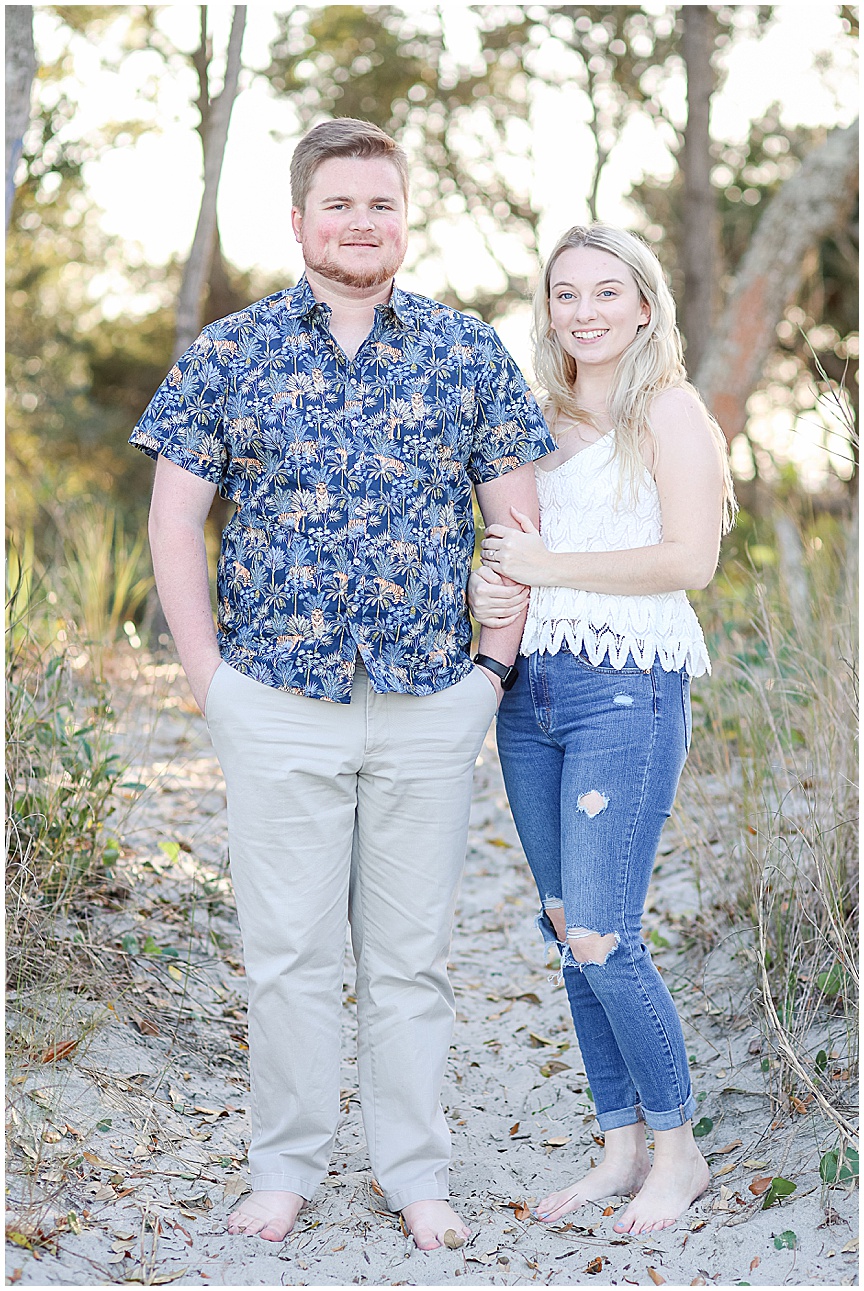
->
[187, 656, 223, 715]
[474, 663, 504, 706]
[469, 566, 529, 628]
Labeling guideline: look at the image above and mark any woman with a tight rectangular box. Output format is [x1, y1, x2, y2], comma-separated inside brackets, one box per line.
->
[469, 225, 735, 1235]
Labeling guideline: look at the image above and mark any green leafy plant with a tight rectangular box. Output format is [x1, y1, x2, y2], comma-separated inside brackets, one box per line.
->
[761, 1176, 797, 1209]
[819, 1147, 859, 1185]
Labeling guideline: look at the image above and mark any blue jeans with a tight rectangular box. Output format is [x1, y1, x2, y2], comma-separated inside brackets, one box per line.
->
[496, 647, 697, 1133]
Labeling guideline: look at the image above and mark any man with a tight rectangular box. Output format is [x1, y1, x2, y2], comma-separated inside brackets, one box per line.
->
[131, 118, 554, 1250]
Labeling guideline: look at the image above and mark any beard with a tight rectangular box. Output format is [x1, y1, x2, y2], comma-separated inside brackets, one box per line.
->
[302, 238, 406, 290]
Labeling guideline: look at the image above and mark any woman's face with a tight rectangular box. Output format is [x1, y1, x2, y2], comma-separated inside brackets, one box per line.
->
[548, 246, 650, 375]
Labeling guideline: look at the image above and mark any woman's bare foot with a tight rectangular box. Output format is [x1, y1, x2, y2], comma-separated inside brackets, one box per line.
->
[535, 1124, 651, 1223]
[227, 1190, 306, 1241]
[400, 1199, 471, 1251]
[613, 1124, 710, 1234]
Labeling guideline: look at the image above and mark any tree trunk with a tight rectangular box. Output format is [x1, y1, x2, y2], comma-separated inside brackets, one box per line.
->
[695, 119, 859, 445]
[681, 5, 718, 376]
[150, 7, 246, 650]
[173, 5, 246, 360]
[5, 5, 36, 233]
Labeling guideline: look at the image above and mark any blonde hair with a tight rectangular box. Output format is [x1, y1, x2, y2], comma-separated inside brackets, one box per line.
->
[532, 224, 736, 532]
[290, 118, 409, 212]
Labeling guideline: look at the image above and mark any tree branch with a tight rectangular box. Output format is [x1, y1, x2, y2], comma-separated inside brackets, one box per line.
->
[695, 119, 859, 444]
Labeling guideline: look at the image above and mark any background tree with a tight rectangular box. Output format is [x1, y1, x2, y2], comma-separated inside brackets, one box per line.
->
[266, 4, 541, 320]
[173, 5, 247, 359]
[5, 5, 37, 231]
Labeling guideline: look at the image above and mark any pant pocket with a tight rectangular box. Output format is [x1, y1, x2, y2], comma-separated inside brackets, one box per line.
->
[204, 661, 227, 724]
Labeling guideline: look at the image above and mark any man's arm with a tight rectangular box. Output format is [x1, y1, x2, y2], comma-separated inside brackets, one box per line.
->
[473, 461, 539, 699]
[148, 455, 221, 712]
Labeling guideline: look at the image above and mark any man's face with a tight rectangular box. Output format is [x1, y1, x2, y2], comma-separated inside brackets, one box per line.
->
[291, 156, 408, 290]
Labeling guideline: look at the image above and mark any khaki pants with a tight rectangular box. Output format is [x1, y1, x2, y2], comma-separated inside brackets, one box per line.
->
[205, 659, 497, 1210]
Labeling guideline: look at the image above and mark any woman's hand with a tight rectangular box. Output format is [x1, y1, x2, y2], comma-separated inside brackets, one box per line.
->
[469, 565, 529, 628]
[480, 508, 554, 586]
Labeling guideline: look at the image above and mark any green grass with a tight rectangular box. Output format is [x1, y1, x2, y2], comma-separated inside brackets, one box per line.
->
[678, 505, 858, 1139]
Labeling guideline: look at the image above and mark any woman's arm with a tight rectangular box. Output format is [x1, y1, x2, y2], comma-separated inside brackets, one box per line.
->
[480, 388, 726, 594]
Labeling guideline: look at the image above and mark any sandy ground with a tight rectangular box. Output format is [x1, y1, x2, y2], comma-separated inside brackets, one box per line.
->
[6, 665, 859, 1288]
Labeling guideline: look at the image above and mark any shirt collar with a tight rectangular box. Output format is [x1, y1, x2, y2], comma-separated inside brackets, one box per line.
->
[284, 274, 419, 329]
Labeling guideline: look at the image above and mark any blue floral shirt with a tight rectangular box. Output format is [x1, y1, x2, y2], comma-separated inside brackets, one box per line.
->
[131, 276, 554, 702]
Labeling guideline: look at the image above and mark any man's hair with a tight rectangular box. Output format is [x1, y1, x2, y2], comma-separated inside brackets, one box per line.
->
[290, 118, 409, 212]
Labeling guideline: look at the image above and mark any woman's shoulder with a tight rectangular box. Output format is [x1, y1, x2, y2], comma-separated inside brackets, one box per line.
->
[648, 384, 706, 423]
[647, 385, 715, 445]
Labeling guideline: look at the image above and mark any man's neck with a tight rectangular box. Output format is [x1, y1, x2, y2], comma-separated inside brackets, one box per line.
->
[304, 266, 394, 315]
[304, 267, 395, 361]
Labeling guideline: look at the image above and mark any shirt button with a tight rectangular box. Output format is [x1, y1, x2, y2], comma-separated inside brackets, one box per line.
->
[353, 558, 361, 566]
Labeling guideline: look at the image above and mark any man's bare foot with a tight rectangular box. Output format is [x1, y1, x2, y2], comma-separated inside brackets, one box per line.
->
[227, 1190, 306, 1242]
[534, 1123, 651, 1223]
[400, 1199, 471, 1251]
[613, 1127, 710, 1234]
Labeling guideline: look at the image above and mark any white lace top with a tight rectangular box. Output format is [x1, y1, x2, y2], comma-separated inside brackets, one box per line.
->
[520, 432, 711, 676]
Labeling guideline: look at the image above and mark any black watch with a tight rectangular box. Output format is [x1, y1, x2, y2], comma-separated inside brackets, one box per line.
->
[473, 653, 519, 691]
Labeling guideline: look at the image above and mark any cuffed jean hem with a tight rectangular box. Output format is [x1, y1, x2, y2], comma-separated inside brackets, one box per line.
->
[640, 1095, 698, 1131]
[385, 1180, 449, 1211]
[596, 1105, 645, 1132]
[249, 1172, 317, 1200]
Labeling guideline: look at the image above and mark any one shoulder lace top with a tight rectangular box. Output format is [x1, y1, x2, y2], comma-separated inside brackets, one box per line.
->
[520, 432, 711, 675]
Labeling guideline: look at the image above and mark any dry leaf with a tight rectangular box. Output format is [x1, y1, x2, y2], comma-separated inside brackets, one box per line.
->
[750, 1257, 760, 1271]
[544, 1136, 570, 1147]
[540, 1060, 571, 1077]
[748, 1176, 772, 1196]
[167, 965, 184, 983]
[647, 1268, 666, 1285]
[442, 1228, 465, 1249]
[743, 1158, 768, 1168]
[83, 1150, 115, 1169]
[689, 1219, 705, 1232]
[509, 1121, 520, 1136]
[716, 1161, 737, 1177]
[41, 1129, 63, 1144]
[529, 1032, 555, 1047]
[602, 1206, 615, 1217]
[716, 1140, 743, 1154]
[370, 1179, 384, 1196]
[132, 1016, 159, 1037]
[585, 1257, 604, 1274]
[40, 1039, 78, 1063]
[841, 1239, 859, 1253]
[690, 1280, 707, 1286]
[506, 1198, 531, 1219]
[222, 1178, 248, 1200]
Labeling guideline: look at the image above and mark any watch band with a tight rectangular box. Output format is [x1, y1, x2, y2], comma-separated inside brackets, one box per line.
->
[472, 653, 519, 691]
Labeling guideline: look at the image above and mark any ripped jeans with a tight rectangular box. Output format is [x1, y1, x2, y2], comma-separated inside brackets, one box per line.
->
[496, 647, 697, 1133]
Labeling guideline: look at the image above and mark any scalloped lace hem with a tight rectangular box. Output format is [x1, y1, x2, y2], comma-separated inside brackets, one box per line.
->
[521, 619, 711, 676]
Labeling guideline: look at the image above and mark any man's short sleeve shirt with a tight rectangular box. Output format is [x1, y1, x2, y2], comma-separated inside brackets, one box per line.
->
[130, 276, 555, 702]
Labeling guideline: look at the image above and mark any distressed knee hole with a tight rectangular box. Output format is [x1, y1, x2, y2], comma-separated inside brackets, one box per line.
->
[567, 928, 620, 966]
[577, 789, 609, 818]
[613, 693, 634, 706]
[543, 901, 566, 941]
